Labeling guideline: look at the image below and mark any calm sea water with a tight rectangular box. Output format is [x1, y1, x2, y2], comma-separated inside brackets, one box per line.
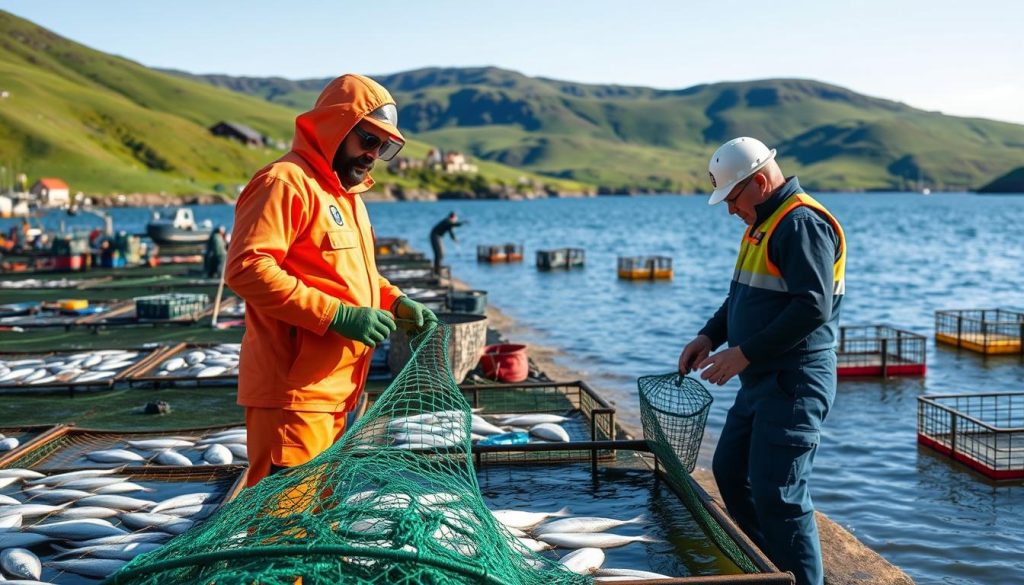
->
[10, 192, 1024, 585]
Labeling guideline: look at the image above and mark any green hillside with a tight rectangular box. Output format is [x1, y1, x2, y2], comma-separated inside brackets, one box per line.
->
[0, 11, 580, 197]
[184, 67, 1024, 192]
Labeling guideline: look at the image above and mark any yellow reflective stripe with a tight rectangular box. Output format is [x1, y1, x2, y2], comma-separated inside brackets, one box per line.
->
[733, 268, 788, 292]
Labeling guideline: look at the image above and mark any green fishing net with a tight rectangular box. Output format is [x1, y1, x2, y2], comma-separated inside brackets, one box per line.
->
[638, 373, 758, 573]
[106, 324, 589, 585]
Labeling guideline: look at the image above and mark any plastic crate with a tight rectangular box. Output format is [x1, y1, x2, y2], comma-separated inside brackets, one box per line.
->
[134, 293, 209, 320]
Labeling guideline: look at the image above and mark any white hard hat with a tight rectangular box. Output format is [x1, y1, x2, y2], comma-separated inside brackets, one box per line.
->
[707, 137, 777, 205]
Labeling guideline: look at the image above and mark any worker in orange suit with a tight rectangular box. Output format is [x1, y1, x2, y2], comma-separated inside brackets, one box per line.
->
[226, 74, 437, 487]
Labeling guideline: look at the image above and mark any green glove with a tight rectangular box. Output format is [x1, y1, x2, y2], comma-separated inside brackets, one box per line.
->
[392, 296, 438, 332]
[329, 304, 396, 347]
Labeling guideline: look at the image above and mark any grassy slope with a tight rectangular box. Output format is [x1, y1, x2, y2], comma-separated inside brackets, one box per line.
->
[0, 11, 581, 196]
[191, 67, 1024, 192]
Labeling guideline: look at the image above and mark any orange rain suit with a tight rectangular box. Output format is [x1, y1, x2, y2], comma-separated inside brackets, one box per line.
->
[225, 74, 405, 487]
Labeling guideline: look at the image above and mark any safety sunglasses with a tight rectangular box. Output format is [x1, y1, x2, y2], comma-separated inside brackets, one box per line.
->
[352, 125, 404, 161]
[725, 175, 755, 205]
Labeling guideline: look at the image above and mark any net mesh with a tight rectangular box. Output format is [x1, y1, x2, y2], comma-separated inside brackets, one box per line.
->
[106, 324, 589, 585]
[637, 373, 759, 574]
[638, 373, 712, 473]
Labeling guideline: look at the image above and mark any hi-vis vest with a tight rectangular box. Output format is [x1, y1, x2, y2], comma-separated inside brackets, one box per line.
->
[734, 192, 846, 295]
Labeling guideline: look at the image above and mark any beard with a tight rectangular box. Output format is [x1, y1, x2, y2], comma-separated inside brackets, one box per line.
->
[333, 151, 375, 189]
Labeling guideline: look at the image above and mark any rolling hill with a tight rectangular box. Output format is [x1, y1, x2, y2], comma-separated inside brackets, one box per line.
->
[179, 67, 1024, 193]
[0, 11, 582, 197]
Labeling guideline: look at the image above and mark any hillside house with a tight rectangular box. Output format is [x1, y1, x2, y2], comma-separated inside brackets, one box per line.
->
[209, 121, 264, 147]
[29, 177, 70, 207]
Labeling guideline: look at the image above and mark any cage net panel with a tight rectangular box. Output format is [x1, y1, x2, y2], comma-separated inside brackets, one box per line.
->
[638, 373, 758, 574]
[107, 324, 589, 585]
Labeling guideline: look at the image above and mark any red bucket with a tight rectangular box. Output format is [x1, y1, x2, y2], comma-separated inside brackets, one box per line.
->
[479, 343, 529, 383]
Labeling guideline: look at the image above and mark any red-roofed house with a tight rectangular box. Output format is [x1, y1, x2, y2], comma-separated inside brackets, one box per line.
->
[30, 177, 70, 207]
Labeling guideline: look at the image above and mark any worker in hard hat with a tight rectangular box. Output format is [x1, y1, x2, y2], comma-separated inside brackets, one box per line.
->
[226, 74, 438, 488]
[678, 137, 845, 585]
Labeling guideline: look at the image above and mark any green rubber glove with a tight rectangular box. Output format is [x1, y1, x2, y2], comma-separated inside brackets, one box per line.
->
[329, 304, 396, 347]
[392, 296, 438, 333]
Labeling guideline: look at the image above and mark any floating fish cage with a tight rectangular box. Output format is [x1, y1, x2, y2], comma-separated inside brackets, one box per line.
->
[618, 256, 673, 280]
[477, 243, 524, 263]
[0, 299, 135, 330]
[472, 441, 793, 583]
[127, 342, 240, 387]
[918, 392, 1024, 480]
[0, 348, 165, 395]
[0, 465, 246, 583]
[935, 309, 1024, 355]
[363, 380, 618, 464]
[0, 424, 248, 471]
[837, 325, 927, 377]
[0, 424, 66, 461]
[375, 237, 410, 257]
[134, 292, 210, 321]
[536, 248, 585, 271]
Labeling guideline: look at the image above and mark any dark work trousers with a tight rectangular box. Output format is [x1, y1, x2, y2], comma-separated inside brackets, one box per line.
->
[430, 236, 444, 274]
[712, 350, 836, 585]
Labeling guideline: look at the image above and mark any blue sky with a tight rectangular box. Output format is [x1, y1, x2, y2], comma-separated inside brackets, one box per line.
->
[3, 0, 1022, 123]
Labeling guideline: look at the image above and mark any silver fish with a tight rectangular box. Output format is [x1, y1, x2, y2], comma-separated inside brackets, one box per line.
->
[28, 518, 128, 540]
[0, 475, 22, 488]
[491, 506, 570, 530]
[595, 567, 673, 580]
[125, 438, 194, 449]
[56, 506, 121, 520]
[224, 443, 248, 460]
[470, 415, 507, 435]
[391, 433, 460, 448]
[67, 532, 171, 547]
[53, 541, 162, 560]
[93, 481, 153, 495]
[0, 547, 42, 580]
[537, 532, 657, 549]
[515, 537, 555, 552]
[120, 512, 194, 534]
[22, 488, 91, 504]
[154, 449, 193, 466]
[56, 476, 131, 491]
[558, 547, 605, 574]
[75, 495, 155, 511]
[0, 493, 20, 505]
[202, 443, 233, 464]
[0, 513, 22, 530]
[150, 492, 215, 513]
[0, 502, 71, 518]
[159, 503, 217, 520]
[84, 449, 146, 463]
[0, 469, 44, 480]
[498, 413, 570, 426]
[535, 515, 646, 535]
[160, 357, 186, 371]
[25, 467, 125, 486]
[0, 438, 20, 452]
[528, 423, 571, 442]
[48, 558, 128, 578]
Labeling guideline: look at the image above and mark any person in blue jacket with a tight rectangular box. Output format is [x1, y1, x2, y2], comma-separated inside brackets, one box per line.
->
[678, 137, 847, 585]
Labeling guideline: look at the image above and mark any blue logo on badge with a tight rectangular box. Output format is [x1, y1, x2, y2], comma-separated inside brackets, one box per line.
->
[329, 205, 344, 226]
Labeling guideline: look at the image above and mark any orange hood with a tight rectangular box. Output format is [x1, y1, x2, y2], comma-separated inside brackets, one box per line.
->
[291, 74, 404, 194]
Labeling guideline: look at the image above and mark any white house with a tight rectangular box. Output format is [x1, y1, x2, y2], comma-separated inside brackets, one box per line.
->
[29, 177, 70, 207]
